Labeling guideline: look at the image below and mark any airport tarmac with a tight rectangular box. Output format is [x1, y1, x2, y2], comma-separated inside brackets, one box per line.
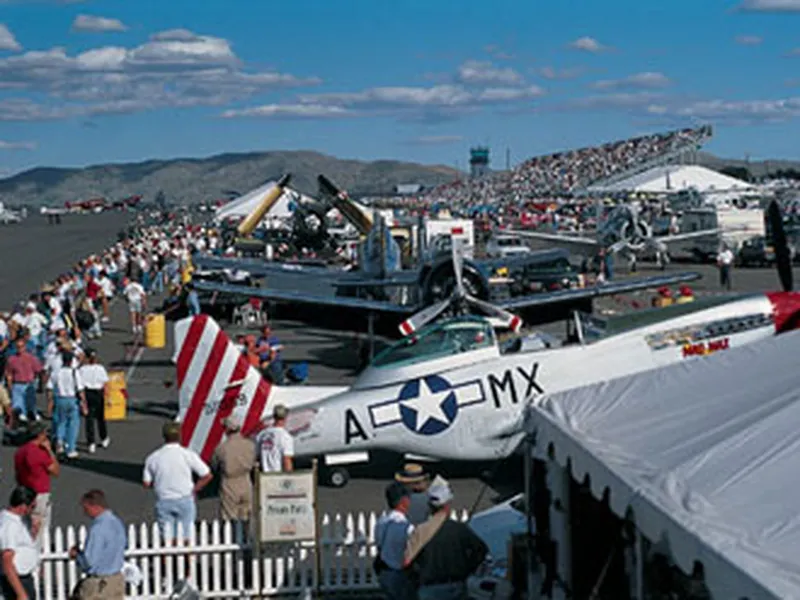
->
[1, 214, 797, 528]
[0, 212, 132, 308]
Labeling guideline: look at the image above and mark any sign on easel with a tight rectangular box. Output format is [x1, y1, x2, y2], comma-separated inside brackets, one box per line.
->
[255, 468, 317, 543]
[254, 463, 322, 596]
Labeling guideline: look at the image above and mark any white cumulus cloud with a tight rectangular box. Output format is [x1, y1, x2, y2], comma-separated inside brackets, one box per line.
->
[569, 91, 665, 110]
[221, 104, 352, 119]
[72, 15, 128, 33]
[735, 35, 763, 45]
[226, 58, 546, 122]
[568, 36, 608, 53]
[299, 83, 543, 110]
[667, 97, 800, 123]
[591, 72, 671, 90]
[737, 0, 800, 11]
[0, 24, 21, 51]
[405, 135, 464, 145]
[538, 66, 585, 80]
[457, 60, 523, 86]
[0, 139, 35, 150]
[0, 28, 320, 120]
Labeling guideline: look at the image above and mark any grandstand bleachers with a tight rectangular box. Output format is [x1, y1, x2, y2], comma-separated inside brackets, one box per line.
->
[422, 125, 713, 204]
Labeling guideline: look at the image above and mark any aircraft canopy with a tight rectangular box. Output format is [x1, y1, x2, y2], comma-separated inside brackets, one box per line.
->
[372, 317, 496, 369]
[526, 330, 800, 600]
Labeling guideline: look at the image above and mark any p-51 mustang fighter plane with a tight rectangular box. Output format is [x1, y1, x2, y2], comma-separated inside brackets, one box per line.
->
[175, 204, 800, 486]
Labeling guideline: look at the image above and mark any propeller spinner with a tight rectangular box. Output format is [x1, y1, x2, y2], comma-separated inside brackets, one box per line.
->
[398, 239, 522, 336]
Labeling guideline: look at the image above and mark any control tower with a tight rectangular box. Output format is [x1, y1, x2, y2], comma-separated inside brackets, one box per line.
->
[469, 146, 490, 178]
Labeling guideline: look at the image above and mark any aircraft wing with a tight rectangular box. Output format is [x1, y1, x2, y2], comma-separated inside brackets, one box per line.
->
[193, 280, 415, 315]
[331, 271, 420, 289]
[508, 230, 599, 252]
[193, 255, 340, 278]
[655, 229, 722, 246]
[498, 272, 702, 311]
[476, 248, 571, 272]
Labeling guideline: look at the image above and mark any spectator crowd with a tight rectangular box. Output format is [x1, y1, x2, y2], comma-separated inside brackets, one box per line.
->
[422, 126, 712, 206]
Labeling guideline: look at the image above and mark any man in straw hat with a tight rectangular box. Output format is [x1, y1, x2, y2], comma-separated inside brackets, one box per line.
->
[211, 414, 255, 523]
[394, 463, 431, 526]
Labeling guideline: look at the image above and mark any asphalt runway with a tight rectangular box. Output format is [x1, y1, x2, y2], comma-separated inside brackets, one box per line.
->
[0, 212, 131, 308]
[1, 215, 797, 529]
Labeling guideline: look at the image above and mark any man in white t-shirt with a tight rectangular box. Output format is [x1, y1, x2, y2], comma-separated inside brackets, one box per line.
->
[22, 303, 47, 356]
[255, 404, 294, 473]
[97, 271, 114, 323]
[46, 350, 86, 459]
[0, 487, 40, 600]
[143, 422, 212, 544]
[0, 314, 8, 350]
[122, 278, 147, 334]
[716, 244, 734, 291]
[80, 349, 110, 454]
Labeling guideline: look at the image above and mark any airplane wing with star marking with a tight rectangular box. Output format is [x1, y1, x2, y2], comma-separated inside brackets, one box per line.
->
[654, 229, 722, 247]
[192, 280, 417, 315]
[193, 254, 337, 278]
[507, 230, 600, 252]
[498, 272, 702, 311]
[195, 271, 703, 331]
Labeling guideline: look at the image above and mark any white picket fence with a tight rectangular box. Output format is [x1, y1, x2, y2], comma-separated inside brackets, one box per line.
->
[37, 510, 470, 599]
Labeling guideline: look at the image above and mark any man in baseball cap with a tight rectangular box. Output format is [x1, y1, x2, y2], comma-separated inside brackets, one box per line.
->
[255, 404, 293, 473]
[426, 475, 453, 508]
[404, 475, 488, 598]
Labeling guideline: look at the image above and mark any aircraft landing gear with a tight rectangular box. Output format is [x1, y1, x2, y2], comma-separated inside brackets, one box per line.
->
[324, 466, 350, 488]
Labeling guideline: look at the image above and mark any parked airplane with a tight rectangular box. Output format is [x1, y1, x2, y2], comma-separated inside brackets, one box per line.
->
[511, 201, 719, 269]
[0, 202, 21, 224]
[66, 197, 107, 212]
[193, 238, 702, 334]
[174, 204, 799, 486]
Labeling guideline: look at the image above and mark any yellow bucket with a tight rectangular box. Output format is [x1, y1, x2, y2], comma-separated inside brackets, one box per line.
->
[105, 371, 127, 421]
[145, 313, 166, 349]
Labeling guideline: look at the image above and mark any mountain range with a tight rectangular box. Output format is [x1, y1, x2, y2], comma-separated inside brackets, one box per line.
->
[0, 149, 797, 207]
[0, 150, 460, 207]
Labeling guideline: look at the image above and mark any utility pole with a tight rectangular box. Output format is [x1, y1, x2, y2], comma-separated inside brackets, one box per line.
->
[506, 148, 511, 171]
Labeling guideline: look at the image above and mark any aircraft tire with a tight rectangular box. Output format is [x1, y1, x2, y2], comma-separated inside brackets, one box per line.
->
[326, 467, 350, 488]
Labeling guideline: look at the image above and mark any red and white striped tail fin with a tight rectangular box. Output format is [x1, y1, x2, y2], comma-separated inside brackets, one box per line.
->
[173, 315, 273, 462]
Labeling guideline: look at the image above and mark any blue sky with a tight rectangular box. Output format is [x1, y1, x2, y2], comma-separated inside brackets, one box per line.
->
[1, 0, 800, 176]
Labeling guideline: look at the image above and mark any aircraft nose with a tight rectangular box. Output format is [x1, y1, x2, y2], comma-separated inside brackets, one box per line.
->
[767, 291, 800, 333]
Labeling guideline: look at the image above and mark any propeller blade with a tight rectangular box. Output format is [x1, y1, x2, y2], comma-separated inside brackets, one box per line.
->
[466, 296, 523, 332]
[452, 237, 465, 297]
[608, 240, 627, 255]
[398, 298, 451, 336]
[768, 201, 793, 292]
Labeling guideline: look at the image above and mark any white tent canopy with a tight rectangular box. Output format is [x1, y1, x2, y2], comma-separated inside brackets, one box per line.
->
[588, 164, 759, 195]
[214, 180, 316, 222]
[527, 331, 800, 600]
